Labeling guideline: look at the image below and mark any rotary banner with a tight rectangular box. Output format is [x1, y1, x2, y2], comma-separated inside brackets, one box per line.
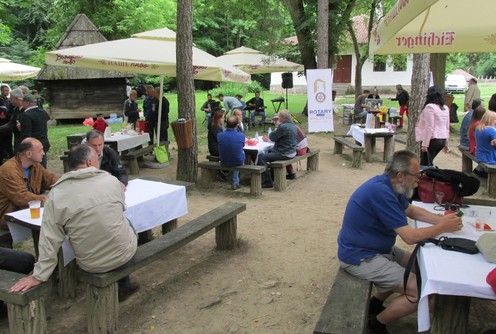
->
[306, 69, 334, 133]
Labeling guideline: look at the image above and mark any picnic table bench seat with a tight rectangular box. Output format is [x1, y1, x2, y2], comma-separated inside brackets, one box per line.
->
[333, 135, 364, 168]
[77, 202, 246, 334]
[313, 267, 372, 334]
[0, 270, 52, 334]
[459, 147, 496, 198]
[198, 161, 265, 196]
[268, 149, 320, 191]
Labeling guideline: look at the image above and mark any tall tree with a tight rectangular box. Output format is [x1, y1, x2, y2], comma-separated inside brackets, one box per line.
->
[176, 0, 197, 182]
[316, 0, 329, 69]
[406, 54, 430, 151]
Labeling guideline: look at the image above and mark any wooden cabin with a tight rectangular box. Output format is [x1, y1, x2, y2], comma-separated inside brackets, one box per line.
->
[37, 14, 131, 120]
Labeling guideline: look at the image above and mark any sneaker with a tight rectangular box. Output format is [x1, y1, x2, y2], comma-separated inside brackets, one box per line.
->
[474, 168, 488, 178]
[262, 182, 273, 189]
[368, 297, 385, 318]
[118, 281, 140, 302]
[368, 317, 390, 334]
[286, 173, 296, 180]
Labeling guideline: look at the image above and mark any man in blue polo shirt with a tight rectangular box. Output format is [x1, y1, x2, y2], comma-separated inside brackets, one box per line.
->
[337, 150, 462, 334]
[218, 115, 245, 190]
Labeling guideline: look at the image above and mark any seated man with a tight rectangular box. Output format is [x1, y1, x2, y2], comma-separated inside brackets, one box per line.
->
[0, 138, 59, 230]
[337, 150, 462, 334]
[247, 91, 266, 127]
[354, 89, 370, 119]
[256, 110, 297, 188]
[11, 144, 139, 302]
[201, 94, 216, 127]
[218, 116, 245, 190]
[86, 130, 128, 191]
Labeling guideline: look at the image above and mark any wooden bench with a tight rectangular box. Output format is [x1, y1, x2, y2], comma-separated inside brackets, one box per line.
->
[333, 135, 364, 168]
[77, 202, 246, 334]
[313, 268, 372, 334]
[206, 155, 220, 162]
[459, 147, 496, 198]
[269, 149, 320, 191]
[198, 161, 265, 196]
[121, 145, 155, 175]
[0, 270, 52, 334]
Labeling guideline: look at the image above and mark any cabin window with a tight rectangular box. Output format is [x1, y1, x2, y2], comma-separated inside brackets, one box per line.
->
[373, 56, 386, 72]
[392, 55, 407, 72]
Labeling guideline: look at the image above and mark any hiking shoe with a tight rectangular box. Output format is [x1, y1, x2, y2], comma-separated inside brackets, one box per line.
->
[368, 297, 385, 318]
[286, 173, 296, 180]
[118, 281, 140, 302]
[368, 317, 390, 334]
[231, 184, 241, 190]
[262, 182, 273, 189]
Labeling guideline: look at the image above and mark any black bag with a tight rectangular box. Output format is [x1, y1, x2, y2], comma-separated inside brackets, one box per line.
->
[449, 102, 459, 123]
[421, 167, 480, 197]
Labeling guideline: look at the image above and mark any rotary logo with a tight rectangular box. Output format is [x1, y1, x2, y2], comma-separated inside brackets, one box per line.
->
[313, 79, 326, 103]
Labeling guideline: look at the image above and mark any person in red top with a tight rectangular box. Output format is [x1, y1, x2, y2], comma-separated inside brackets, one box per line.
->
[92, 113, 108, 133]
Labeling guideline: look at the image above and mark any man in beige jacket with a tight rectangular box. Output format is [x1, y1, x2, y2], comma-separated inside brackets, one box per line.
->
[11, 144, 139, 301]
[464, 78, 481, 111]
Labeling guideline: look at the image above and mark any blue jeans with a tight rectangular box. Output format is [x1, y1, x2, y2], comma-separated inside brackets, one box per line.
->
[230, 170, 240, 186]
[251, 111, 266, 125]
[257, 151, 292, 184]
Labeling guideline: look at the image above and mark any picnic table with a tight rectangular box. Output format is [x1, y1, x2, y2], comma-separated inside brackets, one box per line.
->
[243, 137, 274, 164]
[5, 178, 188, 298]
[346, 124, 395, 162]
[103, 132, 150, 152]
[414, 200, 496, 333]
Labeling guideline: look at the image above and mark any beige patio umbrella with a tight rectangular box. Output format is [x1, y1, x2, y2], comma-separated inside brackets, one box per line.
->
[45, 27, 251, 145]
[217, 46, 304, 74]
[0, 58, 41, 81]
[370, 0, 494, 55]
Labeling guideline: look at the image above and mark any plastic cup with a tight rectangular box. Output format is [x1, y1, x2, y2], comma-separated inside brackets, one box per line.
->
[475, 208, 491, 231]
[29, 200, 41, 219]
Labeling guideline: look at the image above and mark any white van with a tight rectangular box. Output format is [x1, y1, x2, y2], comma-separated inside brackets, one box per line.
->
[445, 74, 467, 94]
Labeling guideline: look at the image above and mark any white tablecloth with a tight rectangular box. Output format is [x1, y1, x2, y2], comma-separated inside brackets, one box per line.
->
[413, 201, 496, 332]
[346, 124, 391, 145]
[6, 179, 188, 265]
[104, 132, 150, 152]
[243, 138, 274, 164]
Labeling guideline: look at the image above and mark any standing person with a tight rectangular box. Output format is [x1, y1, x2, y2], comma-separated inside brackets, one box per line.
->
[143, 85, 158, 145]
[415, 85, 450, 166]
[0, 85, 12, 165]
[464, 78, 481, 112]
[92, 113, 108, 134]
[218, 116, 245, 190]
[218, 94, 243, 114]
[10, 144, 139, 302]
[7, 87, 24, 153]
[459, 99, 483, 151]
[338, 150, 462, 334]
[154, 87, 170, 143]
[257, 110, 297, 188]
[123, 90, 140, 127]
[391, 84, 409, 128]
[201, 94, 216, 127]
[0, 138, 59, 230]
[246, 91, 266, 127]
[19, 94, 50, 169]
[208, 110, 225, 157]
[0, 85, 10, 110]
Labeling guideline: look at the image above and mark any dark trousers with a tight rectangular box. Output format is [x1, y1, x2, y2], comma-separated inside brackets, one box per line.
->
[257, 151, 292, 184]
[147, 119, 157, 145]
[420, 138, 447, 166]
[0, 247, 35, 274]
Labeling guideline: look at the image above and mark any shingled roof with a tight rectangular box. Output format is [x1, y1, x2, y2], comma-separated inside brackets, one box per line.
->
[37, 14, 131, 80]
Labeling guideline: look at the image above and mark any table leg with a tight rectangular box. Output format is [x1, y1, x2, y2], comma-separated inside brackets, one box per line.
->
[383, 136, 395, 162]
[162, 219, 178, 234]
[31, 230, 40, 259]
[370, 137, 377, 154]
[57, 250, 77, 298]
[364, 137, 372, 162]
[431, 295, 470, 334]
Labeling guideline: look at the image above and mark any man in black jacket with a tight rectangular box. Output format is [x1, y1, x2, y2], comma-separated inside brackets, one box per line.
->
[85, 130, 128, 191]
[20, 94, 50, 168]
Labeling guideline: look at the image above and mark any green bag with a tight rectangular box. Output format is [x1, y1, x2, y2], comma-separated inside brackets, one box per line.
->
[153, 145, 169, 164]
[476, 233, 496, 263]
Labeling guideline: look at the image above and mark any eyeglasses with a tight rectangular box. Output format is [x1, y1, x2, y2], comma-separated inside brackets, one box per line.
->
[405, 171, 422, 179]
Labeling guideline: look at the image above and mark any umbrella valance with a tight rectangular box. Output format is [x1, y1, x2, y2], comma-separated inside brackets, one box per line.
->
[0, 58, 41, 81]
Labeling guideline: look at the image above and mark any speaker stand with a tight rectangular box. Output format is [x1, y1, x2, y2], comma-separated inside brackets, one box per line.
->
[285, 88, 288, 110]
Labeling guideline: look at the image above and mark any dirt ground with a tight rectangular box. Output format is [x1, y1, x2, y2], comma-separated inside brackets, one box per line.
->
[1, 114, 495, 334]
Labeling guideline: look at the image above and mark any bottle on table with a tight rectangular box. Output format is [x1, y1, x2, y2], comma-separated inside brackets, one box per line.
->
[255, 131, 259, 142]
[268, 128, 272, 136]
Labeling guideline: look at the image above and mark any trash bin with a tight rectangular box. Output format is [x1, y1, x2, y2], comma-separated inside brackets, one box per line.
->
[342, 104, 354, 125]
[171, 119, 193, 149]
[66, 133, 86, 150]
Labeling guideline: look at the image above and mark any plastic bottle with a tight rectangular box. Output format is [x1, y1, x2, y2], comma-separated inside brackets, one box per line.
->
[268, 127, 272, 136]
[255, 131, 259, 142]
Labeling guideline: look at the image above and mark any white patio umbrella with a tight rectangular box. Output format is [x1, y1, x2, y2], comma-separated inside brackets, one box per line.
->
[45, 27, 251, 145]
[0, 58, 41, 81]
[217, 46, 304, 74]
[370, 0, 496, 55]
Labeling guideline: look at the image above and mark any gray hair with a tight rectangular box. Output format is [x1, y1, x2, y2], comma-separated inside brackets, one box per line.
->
[86, 130, 104, 142]
[68, 144, 94, 170]
[279, 109, 291, 121]
[384, 150, 418, 178]
[10, 88, 23, 99]
[18, 85, 29, 95]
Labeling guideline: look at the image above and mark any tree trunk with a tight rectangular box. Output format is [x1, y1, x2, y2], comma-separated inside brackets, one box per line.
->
[406, 53, 431, 151]
[317, 0, 329, 69]
[430, 53, 446, 92]
[176, 0, 198, 183]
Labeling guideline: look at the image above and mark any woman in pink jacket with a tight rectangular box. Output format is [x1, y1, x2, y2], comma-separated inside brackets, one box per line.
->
[415, 86, 450, 166]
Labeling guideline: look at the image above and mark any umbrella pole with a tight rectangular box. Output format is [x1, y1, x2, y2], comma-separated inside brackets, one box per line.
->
[156, 75, 164, 147]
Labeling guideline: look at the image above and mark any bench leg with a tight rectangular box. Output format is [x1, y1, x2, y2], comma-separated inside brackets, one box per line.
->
[215, 216, 237, 250]
[249, 173, 262, 197]
[162, 218, 178, 234]
[128, 158, 139, 175]
[307, 154, 319, 171]
[63, 160, 70, 173]
[487, 173, 496, 198]
[199, 168, 215, 188]
[352, 150, 363, 168]
[273, 167, 286, 191]
[86, 282, 119, 334]
[333, 141, 343, 154]
[461, 154, 472, 173]
[57, 254, 77, 298]
[7, 299, 47, 334]
[383, 136, 395, 162]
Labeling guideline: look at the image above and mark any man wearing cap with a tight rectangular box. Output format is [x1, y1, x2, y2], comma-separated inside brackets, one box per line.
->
[20, 94, 50, 168]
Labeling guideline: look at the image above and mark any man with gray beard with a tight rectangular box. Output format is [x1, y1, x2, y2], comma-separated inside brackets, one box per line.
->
[337, 150, 462, 334]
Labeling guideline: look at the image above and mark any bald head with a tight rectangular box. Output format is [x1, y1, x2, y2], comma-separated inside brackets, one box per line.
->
[18, 138, 44, 167]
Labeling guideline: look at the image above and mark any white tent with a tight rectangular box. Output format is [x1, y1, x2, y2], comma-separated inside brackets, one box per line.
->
[0, 58, 41, 81]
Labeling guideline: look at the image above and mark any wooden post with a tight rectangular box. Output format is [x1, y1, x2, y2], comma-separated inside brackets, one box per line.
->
[199, 168, 215, 188]
[383, 135, 395, 162]
[57, 254, 77, 298]
[86, 283, 119, 334]
[307, 153, 319, 171]
[333, 140, 343, 154]
[364, 137, 372, 162]
[250, 173, 262, 197]
[162, 218, 178, 234]
[215, 217, 237, 250]
[273, 168, 286, 191]
[7, 299, 47, 334]
[431, 295, 470, 334]
[128, 158, 139, 175]
[352, 151, 363, 168]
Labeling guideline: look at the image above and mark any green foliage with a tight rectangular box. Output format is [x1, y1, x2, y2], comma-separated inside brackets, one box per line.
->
[210, 81, 263, 98]
[446, 53, 496, 77]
